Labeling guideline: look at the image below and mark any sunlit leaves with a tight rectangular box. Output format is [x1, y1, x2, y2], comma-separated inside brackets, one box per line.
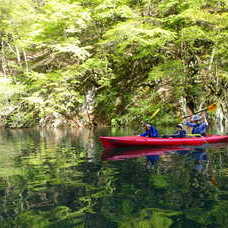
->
[149, 60, 185, 80]
[29, 1, 91, 43]
[0, 0, 36, 37]
[52, 42, 91, 61]
[0, 0, 228, 127]
[181, 25, 207, 40]
[0, 78, 25, 120]
[0, 78, 23, 102]
[101, 21, 176, 60]
[158, 0, 186, 16]
[94, 2, 137, 23]
[181, 8, 227, 29]
[76, 57, 115, 88]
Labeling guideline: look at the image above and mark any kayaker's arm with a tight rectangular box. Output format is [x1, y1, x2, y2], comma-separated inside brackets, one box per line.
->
[201, 112, 209, 126]
[163, 130, 186, 138]
[183, 122, 197, 127]
[140, 131, 148, 137]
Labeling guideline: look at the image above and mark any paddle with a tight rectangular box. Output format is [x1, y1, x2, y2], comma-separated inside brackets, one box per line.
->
[151, 108, 160, 119]
[183, 104, 217, 119]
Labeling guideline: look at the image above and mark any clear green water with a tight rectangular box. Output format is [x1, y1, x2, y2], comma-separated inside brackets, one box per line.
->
[0, 128, 228, 228]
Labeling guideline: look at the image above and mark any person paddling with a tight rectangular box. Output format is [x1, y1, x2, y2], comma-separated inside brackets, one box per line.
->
[140, 123, 159, 137]
[170, 124, 186, 138]
[183, 113, 208, 136]
[162, 124, 186, 138]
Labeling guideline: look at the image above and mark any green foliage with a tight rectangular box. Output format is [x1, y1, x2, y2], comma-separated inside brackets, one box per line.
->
[94, 1, 137, 24]
[148, 60, 185, 80]
[158, 0, 188, 16]
[0, 78, 24, 110]
[5, 112, 37, 128]
[75, 57, 115, 88]
[101, 21, 176, 58]
[0, 0, 36, 37]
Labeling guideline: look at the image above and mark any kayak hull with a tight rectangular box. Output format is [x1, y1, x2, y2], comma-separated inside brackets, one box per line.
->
[100, 135, 228, 150]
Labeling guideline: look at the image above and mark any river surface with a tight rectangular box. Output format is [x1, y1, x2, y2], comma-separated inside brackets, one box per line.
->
[0, 127, 228, 227]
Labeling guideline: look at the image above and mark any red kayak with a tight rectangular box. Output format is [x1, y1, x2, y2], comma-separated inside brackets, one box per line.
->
[100, 135, 228, 150]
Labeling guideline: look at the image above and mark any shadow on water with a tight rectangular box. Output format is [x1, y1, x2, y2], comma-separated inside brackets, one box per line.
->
[0, 128, 228, 227]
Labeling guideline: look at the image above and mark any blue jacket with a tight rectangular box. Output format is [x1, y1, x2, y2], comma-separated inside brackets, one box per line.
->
[171, 130, 186, 138]
[184, 122, 208, 135]
[140, 126, 159, 137]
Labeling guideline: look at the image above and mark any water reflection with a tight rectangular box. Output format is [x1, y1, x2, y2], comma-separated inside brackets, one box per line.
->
[102, 146, 189, 160]
[0, 128, 104, 227]
[102, 144, 224, 184]
[0, 128, 228, 227]
[101, 143, 228, 227]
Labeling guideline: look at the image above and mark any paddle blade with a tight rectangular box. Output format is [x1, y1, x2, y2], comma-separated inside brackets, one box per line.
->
[151, 108, 160, 119]
[207, 104, 217, 112]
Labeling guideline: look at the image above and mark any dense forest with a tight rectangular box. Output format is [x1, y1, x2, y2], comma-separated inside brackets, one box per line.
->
[0, 0, 227, 129]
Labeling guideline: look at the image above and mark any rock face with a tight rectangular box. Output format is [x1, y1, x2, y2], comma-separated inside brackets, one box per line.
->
[216, 104, 228, 134]
[38, 88, 97, 128]
[78, 87, 96, 127]
[39, 112, 67, 128]
[0, 119, 4, 128]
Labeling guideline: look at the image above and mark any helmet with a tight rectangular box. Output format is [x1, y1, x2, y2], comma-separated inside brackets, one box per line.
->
[143, 123, 151, 128]
[176, 124, 183, 129]
[191, 114, 201, 121]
